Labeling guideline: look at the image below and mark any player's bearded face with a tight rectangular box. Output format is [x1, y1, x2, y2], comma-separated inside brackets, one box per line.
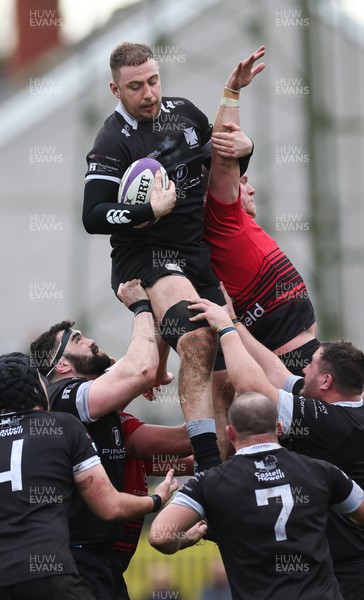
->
[65, 344, 112, 376]
[301, 350, 323, 398]
[116, 60, 162, 121]
[300, 374, 320, 398]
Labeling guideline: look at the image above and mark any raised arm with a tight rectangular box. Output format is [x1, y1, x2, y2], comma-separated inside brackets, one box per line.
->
[220, 282, 292, 388]
[87, 280, 159, 418]
[208, 46, 265, 203]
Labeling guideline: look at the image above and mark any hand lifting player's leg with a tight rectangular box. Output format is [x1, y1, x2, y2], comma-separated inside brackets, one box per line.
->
[142, 332, 174, 402]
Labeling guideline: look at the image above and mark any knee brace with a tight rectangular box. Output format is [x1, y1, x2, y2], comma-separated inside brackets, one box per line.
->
[159, 300, 210, 351]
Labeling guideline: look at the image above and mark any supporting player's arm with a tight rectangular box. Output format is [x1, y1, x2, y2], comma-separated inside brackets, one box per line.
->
[87, 280, 159, 419]
[126, 423, 193, 461]
[220, 282, 292, 388]
[149, 503, 207, 554]
[188, 298, 280, 403]
[75, 465, 178, 520]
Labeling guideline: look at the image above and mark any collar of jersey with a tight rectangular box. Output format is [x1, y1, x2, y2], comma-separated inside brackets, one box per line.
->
[116, 103, 138, 129]
[235, 442, 281, 456]
[331, 399, 364, 407]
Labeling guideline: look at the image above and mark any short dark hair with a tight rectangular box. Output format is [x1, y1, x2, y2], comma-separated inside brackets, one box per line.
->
[318, 341, 364, 396]
[110, 42, 155, 82]
[228, 392, 277, 436]
[29, 320, 74, 379]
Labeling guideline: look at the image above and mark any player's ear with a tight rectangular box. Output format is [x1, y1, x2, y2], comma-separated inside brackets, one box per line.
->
[276, 421, 283, 437]
[321, 373, 333, 391]
[110, 81, 120, 99]
[55, 357, 72, 375]
[226, 424, 235, 443]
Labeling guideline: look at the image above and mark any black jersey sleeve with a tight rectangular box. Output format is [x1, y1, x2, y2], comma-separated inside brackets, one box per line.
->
[48, 378, 97, 423]
[82, 179, 155, 234]
[327, 464, 363, 513]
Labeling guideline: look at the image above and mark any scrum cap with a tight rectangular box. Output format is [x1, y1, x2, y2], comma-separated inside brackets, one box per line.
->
[0, 352, 48, 413]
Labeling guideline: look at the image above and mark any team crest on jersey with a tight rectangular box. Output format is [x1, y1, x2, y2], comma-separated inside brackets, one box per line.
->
[254, 454, 285, 482]
[121, 124, 131, 137]
[254, 455, 278, 472]
[184, 127, 199, 149]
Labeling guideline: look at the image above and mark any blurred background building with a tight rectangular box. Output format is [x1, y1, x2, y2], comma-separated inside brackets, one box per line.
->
[0, 0, 363, 596]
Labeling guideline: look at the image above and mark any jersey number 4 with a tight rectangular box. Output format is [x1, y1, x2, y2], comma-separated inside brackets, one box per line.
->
[0, 439, 24, 491]
[255, 484, 294, 541]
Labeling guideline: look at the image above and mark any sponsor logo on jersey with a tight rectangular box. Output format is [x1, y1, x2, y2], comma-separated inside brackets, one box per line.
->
[254, 455, 285, 482]
[164, 262, 183, 273]
[0, 415, 23, 436]
[102, 447, 126, 459]
[112, 426, 121, 447]
[88, 162, 118, 174]
[173, 164, 188, 183]
[184, 127, 199, 149]
[62, 382, 80, 400]
[242, 303, 265, 327]
[148, 150, 162, 160]
[106, 209, 132, 224]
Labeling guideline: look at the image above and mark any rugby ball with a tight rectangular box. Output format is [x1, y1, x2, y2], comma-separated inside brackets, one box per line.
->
[118, 158, 169, 229]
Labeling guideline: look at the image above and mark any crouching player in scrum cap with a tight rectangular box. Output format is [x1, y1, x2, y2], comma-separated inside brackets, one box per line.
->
[0, 352, 177, 600]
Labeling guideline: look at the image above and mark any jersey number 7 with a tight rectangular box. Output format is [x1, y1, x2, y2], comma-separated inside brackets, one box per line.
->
[255, 484, 294, 541]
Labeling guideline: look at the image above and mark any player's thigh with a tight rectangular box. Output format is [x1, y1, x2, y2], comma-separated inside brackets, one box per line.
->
[146, 274, 199, 321]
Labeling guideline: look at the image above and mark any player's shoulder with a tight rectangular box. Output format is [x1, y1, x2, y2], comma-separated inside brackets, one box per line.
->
[25, 409, 89, 441]
[162, 96, 193, 106]
[47, 377, 88, 402]
[102, 111, 122, 129]
[289, 447, 341, 479]
[90, 111, 126, 149]
[48, 376, 87, 393]
[43, 409, 84, 428]
[162, 96, 204, 114]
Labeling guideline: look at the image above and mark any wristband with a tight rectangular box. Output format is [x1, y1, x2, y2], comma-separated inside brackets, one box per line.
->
[220, 97, 239, 108]
[129, 299, 153, 316]
[218, 325, 238, 339]
[224, 85, 240, 95]
[150, 493, 162, 513]
[232, 317, 240, 325]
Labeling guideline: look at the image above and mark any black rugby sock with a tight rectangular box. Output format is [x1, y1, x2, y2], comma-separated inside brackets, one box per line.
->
[190, 432, 222, 472]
